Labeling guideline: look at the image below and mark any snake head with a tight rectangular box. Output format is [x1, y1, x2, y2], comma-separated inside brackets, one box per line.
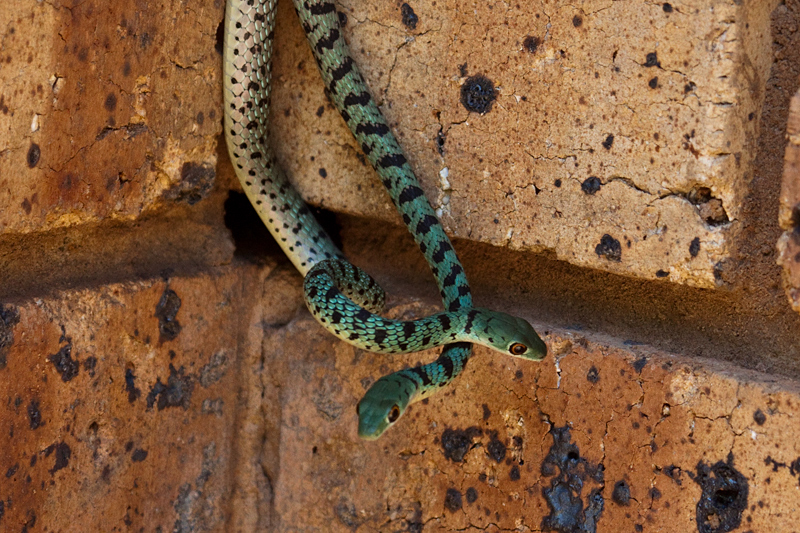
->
[475, 308, 547, 361]
[356, 374, 415, 440]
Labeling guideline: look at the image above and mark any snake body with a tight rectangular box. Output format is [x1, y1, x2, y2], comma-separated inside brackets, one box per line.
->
[223, 0, 546, 439]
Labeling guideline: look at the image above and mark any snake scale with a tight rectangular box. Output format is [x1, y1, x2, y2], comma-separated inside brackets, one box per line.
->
[222, 0, 547, 439]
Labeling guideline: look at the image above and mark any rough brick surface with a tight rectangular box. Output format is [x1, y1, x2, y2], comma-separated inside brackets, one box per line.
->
[778, 89, 800, 313]
[0, 265, 272, 532]
[264, 281, 800, 532]
[270, 0, 779, 287]
[0, 0, 222, 234]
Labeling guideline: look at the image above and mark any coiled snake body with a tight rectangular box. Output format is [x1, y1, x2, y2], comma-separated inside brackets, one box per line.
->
[222, 0, 547, 439]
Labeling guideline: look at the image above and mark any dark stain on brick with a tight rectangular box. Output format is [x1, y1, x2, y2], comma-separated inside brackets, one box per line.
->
[663, 3, 673, 12]
[83, 356, 97, 378]
[27, 143, 41, 168]
[612, 480, 630, 505]
[126, 368, 141, 403]
[318, 167, 327, 178]
[444, 488, 463, 512]
[586, 366, 599, 383]
[753, 409, 766, 426]
[6, 463, 19, 478]
[21, 197, 32, 214]
[486, 432, 507, 463]
[28, 399, 42, 429]
[541, 426, 605, 532]
[510, 465, 521, 480]
[595, 234, 622, 262]
[690, 453, 748, 533]
[0, 305, 20, 370]
[648, 76, 659, 89]
[650, 487, 662, 500]
[104, 93, 117, 112]
[199, 351, 228, 387]
[460, 75, 496, 114]
[163, 162, 215, 205]
[482, 403, 491, 421]
[45, 441, 71, 475]
[48, 342, 79, 382]
[146, 364, 193, 411]
[690, 237, 701, 257]
[656, 269, 669, 278]
[644, 52, 660, 67]
[131, 449, 148, 462]
[601, 134, 614, 150]
[572, 15, 583, 27]
[465, 487, 478, 503]
[632, 357, 647, 373]
[401, 3, 418, 30]
[581, 176, 602, 195]
[155, 288, 182, 342]
[441, 426, 481, 462]
[333, 500, 360, 528]
[523, 35, 541, 54]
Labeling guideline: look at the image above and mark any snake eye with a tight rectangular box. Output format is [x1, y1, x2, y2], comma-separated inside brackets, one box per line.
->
[509, 343, 527, 356]
[387, 405, 401, 423]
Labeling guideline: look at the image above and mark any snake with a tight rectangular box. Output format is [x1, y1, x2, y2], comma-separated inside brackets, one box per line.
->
[222, 0, 547, 439]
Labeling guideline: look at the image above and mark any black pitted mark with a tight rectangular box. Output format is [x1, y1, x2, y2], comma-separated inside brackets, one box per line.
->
[45, 441, 71, 475]
[523, 35, 541, 54]
[595, 234, 621, 262]
[572, 15, 583, 27]
[460, 75, 496, 115]
[48, 342, 79, 382]
[648, 77, 659, 89]
[650, 487, 662, 500]
[656, 269, 669, 278]
[0, 305, 20, 370]
[334, 500, 360, 528]
[486, 431, 507, 463]
[126, 368, 141, 403]
[401, 3, 418, 30]
[199, 351, 228, 387]
[459, 63, 468, 77]
[146, 364, 194, 411]
[510, 465, 521, 480]
[601, 134, 613, 150]
[27, 143, 41, 168]
[554, 178, 562, 188]
[482, 403, 491, 421]
[689, 237, 701, 257]
[318, 167, 327, 178]
[541, 426, 605, 533]
[581, 176, 602, 195]
[162, 162, 215, 205]
[0, 500, 4, 521]
[28, 399, 42, 429]
[691, 453, 748, 533]
[664, 464, 683, 485]
[444, 488, 463, 512]
[83, 356, 97, 378]
[612, 480, 630, 505]
[644, 52, 660, 68]
[104, 93, 117, 112]
[466, 487, 478, 503]
[436, 129, 446, 156]
[752, 409, 766, 426]
[155, 288, 182, 342]
[441, 427, 481, 462]
[632, 357, 647, 373]
[586, 366, 599, 384]
[131, 449, 148, 462]
[6, 463, 18, 478]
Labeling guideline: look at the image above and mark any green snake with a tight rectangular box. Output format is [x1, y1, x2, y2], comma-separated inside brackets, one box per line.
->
[222, 0, 547, 439]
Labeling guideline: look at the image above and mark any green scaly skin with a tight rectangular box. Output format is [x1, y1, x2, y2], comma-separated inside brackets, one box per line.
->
[223, 0, 548, 440]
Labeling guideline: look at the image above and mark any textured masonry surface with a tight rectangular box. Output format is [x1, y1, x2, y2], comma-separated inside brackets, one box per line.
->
[0, 0, 799, 531]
